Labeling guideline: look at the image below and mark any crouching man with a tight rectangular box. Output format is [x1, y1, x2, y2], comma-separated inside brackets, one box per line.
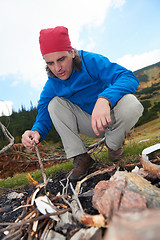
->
[22, 26, 143, 180]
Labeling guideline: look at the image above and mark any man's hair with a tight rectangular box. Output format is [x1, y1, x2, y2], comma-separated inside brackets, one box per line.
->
[45, 49, 82, 78]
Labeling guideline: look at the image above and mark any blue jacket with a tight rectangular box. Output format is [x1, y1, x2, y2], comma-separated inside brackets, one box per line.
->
[32, 50, 139, 141]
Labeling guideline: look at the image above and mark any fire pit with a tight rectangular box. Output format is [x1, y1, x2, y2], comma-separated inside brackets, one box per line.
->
[1, 143, 160, 240]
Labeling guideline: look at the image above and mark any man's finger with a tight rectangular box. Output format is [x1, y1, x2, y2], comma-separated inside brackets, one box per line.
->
[92, 119, 100, 136]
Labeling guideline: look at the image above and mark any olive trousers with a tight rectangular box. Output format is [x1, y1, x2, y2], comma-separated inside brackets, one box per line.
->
[48, 94, 144, 159]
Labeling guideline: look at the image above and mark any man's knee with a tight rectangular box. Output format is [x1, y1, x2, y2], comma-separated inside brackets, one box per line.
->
[48, 96, 64, 113]
[125, 94, 143, 118]
[113, 94, 144, 131]
[115, 94, 143, 119]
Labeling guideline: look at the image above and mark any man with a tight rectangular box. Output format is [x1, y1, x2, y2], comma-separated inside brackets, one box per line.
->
[22, 26, 143, 180]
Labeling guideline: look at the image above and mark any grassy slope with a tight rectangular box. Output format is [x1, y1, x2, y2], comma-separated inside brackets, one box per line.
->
[127, 116, 160, 144]
[134, 61, 160, 88]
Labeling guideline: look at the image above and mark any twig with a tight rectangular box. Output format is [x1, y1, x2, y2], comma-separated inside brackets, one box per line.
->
[0, 208, 70, 232]
[70, 182, 84, 214]
[60, 170, 73, 196]
[3, 228, 22, 240]
[34, 144, 47, 186]
[0, 122, 14, 154]
[75, 166, 116, 194]
[87, 137, 105, 152]
[39, 218, 53, 240]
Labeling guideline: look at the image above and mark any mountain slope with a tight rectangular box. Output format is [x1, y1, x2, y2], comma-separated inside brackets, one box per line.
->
[134, 61, 160, 89]
[133, 61, 160, 127]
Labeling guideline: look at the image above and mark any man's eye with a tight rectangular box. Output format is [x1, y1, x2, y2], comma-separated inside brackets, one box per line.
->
[47, 62, 53, 66]
[59, 57, 65, 61]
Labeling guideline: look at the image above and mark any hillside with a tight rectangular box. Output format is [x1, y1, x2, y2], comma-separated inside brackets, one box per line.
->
[134, 61, 160, 89]
[133, 61, 160, 127]
[128, 117, 160, 143]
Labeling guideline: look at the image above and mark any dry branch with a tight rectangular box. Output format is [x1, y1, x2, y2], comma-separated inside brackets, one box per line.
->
[34, 144, 47, 186]
[0, 208, 69, 232]
[75, 166, 116, 194]
[0, 122, 14, 154]
[87, 137, 105, 152]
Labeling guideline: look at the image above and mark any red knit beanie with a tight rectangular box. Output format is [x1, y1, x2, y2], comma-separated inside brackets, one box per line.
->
[39, 26, 72, 56]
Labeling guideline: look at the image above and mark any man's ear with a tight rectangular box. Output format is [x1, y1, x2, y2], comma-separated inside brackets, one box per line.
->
[71, 49, 75, 58]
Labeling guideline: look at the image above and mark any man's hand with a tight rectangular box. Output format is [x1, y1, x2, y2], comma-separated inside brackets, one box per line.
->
[22, 130, 40, 149]
[92, 98, 111, 136]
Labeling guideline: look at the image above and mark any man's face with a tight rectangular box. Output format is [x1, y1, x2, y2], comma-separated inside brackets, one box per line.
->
[43, 50, 75, 80]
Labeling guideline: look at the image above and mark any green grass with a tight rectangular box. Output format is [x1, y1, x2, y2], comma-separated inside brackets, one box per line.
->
[94, 138, 160, 166]
[0, 161, 72, 189]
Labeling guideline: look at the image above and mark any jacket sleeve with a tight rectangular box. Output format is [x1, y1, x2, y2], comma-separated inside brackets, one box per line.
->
[31, 79, 56, 141]
[82, 51, 139, 108]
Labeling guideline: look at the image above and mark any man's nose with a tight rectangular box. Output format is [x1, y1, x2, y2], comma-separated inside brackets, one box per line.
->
[55, 62, 61, 72]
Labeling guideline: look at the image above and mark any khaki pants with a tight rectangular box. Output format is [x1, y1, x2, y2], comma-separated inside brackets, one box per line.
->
[48, 94, 144, 159]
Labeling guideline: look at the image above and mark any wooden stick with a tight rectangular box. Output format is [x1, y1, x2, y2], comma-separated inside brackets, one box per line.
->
[0, 208, 70, 232]
[87, 137, 105, 151]
[0, 122, 14, 154]
[39, 219, 53, 240]
[3, 228, 22, 240]
[75, 166, 116, 194]
[34, 144, 47, 186]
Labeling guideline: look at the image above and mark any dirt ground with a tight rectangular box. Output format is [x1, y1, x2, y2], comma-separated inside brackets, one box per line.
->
[0, 143, 67, 179]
